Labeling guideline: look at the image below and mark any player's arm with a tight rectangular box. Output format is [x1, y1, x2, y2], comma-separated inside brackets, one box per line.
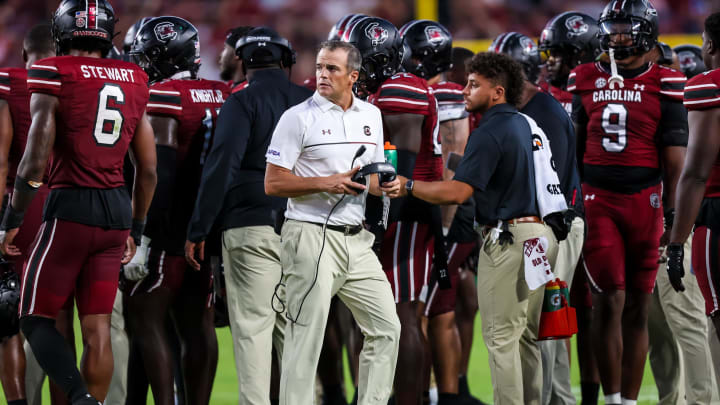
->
[126, 112, 157, 263]
[669, 108, 720, 244]
[658, 99, 689, 223]
[382, 113, 423, 155]
[144, 115, 178, 240]
[439, 117, 470, 228]
[0, 93, 57, 253]
[0, 100, 14, 200]
[571, 94, 588, 178]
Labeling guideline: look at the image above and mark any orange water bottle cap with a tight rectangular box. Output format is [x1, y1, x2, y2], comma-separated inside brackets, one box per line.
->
[384, 141, 396, 150]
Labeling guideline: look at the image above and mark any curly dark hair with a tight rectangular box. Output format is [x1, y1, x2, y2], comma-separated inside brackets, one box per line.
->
[465, 52, 525, 106]
[706, 12, 720, 52]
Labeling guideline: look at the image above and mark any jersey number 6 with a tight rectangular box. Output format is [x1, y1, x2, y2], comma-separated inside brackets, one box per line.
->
[93, 83, 125, 147]
[601, 103, 628, 153]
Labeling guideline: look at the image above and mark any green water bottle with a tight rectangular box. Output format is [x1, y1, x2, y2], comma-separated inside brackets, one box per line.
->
[384, 141, 397, 170]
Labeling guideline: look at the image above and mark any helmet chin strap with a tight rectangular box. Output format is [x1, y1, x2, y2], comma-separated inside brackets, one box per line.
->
[608, 48, 625, 89]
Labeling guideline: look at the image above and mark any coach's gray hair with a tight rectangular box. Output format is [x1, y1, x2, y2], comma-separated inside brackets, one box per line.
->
[318, 40, 362, 73]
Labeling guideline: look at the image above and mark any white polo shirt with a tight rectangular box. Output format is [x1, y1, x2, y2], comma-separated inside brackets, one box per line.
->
[266, 92, 384, 226]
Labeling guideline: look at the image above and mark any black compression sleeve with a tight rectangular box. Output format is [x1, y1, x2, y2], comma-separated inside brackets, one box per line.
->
[144, 145, 176, 240]
[658, 99, 689, 147]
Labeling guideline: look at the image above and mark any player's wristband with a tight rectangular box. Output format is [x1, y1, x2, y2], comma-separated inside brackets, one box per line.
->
[130, 218, 145, 247]
[0, 204, 25, 231]
[664, 208, 675, 230]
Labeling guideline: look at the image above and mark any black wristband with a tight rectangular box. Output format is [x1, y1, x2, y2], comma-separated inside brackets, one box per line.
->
[0, 204, 25, 231]
[667, 242, 683, 255]
[130, 219, 145, 246]
[664, 208, 675, 230]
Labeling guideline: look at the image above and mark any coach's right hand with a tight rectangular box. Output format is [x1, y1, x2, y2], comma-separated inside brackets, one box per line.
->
[666, 243, 686, 292]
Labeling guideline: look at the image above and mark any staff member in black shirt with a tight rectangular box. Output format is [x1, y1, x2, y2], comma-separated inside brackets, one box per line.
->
[184, 27, 312, 405]
[397, 52, 560, 405]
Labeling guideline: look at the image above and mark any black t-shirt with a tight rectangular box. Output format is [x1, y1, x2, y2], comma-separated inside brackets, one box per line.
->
[522, 91, 583, 214]
[453, 103, 539, 225]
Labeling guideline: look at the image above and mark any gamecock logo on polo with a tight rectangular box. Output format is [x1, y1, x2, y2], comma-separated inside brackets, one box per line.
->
[365, 23, 388, 47]
[154, 22, 178, 42]
[565, 16, 589, 36]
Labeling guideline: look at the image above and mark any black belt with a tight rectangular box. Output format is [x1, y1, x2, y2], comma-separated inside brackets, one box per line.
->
[308, 221, 363, 236]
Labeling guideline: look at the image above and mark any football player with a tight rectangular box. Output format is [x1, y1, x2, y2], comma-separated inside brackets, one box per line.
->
[219, 26, 254, 93]
[122, 17, 153, 55]
[0, 0, 157, 403]
[538, 13, 603, 404]
[345, 16, 441, 405]
[125, 16, 227, 405]
[675, 44, 706, 78]
[400, 19, 472, 405]
[665, 11, 720, 402]
[538, 12, 601, 115]
[568, 0, 688, 403]
[0, 23, 76, 405]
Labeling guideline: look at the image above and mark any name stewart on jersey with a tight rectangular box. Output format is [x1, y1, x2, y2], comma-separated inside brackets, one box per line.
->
[80, 65, 137, 82]
[592, 89, 643, 103]
[190, 89, 225, 104]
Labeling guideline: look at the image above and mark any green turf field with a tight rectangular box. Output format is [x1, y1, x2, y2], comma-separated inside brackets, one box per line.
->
[0, 314, 662, 404]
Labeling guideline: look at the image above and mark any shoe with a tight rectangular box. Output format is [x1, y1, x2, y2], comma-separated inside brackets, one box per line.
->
[459, 394, 490, 405]
[321, 391, 348, 405]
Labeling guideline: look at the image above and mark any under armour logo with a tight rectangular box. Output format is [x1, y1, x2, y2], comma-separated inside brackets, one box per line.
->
[585, 194, 595, 201]
[634, 84, 645, 91]
[322, 129, 331, 135]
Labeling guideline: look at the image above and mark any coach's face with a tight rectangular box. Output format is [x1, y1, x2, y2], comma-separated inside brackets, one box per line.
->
[316, 48, 358, 104]
[463, 73, 503, 114]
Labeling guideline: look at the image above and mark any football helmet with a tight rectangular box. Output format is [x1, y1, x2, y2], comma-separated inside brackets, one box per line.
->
[235, 27, 295, 69]
[400, 20, 453, 78]
[51, 0, 116, 55]
[674, 44, 706, 78]
[129, 16, 201, 83]
[489, 32, 542, 83]
[538, 12, 601, 65]
[328, 13, 367, 41]
[343, 16, 403, 93]
[0, 269, 20, 340]
[598, 0, 659, 60]
[123, 17, 154, 54]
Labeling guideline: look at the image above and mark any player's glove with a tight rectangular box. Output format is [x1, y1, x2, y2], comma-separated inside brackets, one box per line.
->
[666, 243, 685, 292]
[122, 235, 151, 281]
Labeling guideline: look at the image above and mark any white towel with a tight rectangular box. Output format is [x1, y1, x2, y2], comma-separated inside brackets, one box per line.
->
[518, 113, 568, 218]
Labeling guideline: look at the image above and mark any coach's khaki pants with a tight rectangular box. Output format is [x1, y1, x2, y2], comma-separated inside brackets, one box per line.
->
[279, 220, 400, 405]
[477, 222, 559, 405]
[540, 217, 583, 405]
[106, 290, 128, 404]
[649, 238, 716, 404]
[222, 225, 286, 405]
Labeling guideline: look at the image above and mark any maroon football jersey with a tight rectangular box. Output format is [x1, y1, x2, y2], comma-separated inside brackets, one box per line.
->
[27, 56, 149, 189]
[684, 68, 720, 198]
[548, 85, 573, 116]
[568, 62, 686, 169]
[368, 72, 442, 181]
[147, 77, 229, 251]
[0, 68, 32, 187]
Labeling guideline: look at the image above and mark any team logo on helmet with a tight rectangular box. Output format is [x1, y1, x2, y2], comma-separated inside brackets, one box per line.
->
[424, 26, 446, 44]
[565, 15, 589, 36]
[595, 77, 607, 88]
[365, 22, 388, 47]
[678, 51, 697, 72]
[154, 22, 178, 42]
[519, 36, 538, 56]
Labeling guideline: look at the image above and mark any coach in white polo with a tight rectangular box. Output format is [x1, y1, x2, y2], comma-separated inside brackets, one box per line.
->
[265, 40, 401, 405]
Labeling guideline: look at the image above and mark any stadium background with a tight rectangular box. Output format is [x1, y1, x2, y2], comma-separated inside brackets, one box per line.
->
[0, 0, 710, 403]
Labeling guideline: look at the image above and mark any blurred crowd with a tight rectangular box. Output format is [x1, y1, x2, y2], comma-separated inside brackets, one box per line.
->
[0, 0, 713, 82]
